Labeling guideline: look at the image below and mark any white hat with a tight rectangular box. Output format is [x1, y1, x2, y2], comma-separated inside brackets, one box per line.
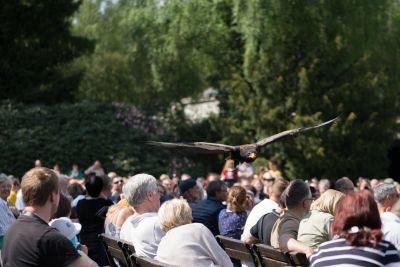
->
[49, 217, 82, 240]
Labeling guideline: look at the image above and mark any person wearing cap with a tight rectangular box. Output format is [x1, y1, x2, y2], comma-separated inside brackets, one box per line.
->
[179, 178, 199, 204]
[49, 217, 83, 251]
[1, 167, 97, 267]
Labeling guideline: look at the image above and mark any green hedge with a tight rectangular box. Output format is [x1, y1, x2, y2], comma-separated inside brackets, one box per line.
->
[0, 101, 172, 177]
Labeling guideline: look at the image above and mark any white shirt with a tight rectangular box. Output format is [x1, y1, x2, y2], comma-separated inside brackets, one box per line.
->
[156, 223, 233, 267]
[381, 211, 400, 250]
[120, 212, 165, 259]
[241, 198, 278, 240]
[15, 189, 25, 211]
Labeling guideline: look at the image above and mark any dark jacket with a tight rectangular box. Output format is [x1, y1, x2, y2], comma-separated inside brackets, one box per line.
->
[191, 197, 226, 236]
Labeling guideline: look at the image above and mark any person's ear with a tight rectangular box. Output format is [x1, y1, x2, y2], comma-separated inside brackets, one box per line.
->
[49, 192, 57, 203]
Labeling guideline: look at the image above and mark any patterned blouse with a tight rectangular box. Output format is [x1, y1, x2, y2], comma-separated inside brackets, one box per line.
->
[218, 209, 247, 239]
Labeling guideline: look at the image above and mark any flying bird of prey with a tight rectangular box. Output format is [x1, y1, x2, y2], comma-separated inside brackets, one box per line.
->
[146, 118, 337, 164]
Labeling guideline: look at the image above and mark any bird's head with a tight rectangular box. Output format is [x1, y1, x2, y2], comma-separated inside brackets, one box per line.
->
[239, 144, 258, 162]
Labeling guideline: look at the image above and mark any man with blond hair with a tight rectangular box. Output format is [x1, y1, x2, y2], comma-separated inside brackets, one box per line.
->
[2, 167, 97, 267]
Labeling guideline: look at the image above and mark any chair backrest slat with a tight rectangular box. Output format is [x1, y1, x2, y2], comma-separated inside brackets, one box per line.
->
[254, 243, 292, 267]
[135, 256, 167, 267]
[216, 235, 259, 266]
[99, 233, 131, 267]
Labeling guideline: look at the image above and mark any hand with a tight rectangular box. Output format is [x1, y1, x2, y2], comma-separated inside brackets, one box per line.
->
[305, 247, 315, 258]
[78, 244, 88, 255]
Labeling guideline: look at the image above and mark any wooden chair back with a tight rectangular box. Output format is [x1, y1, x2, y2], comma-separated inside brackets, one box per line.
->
[253, 243, 293, 267]
[99, 233, 130, 267]
[289, 252, 309, 267]
[216, 235, 259, 266]
[135, 256, 167, 267]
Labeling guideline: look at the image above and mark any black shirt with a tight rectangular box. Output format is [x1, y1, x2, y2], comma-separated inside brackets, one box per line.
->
[250, 209, 280, 246]
[1, 213, 80, 267]
[76, 198, 113, 244]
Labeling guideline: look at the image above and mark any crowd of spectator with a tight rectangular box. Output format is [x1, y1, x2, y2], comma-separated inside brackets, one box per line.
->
[1, 158, 400, 267]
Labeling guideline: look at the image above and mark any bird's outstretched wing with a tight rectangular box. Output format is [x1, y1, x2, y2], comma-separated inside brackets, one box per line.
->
[256, 117, 337, 147]
[145, 141, 234, 154]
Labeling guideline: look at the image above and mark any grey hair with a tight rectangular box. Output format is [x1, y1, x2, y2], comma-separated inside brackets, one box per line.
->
[373, 183, 397, 203]
[0, 173, 10, 185]
[123, 173, 158, 207]
[281, 179, 311, 209]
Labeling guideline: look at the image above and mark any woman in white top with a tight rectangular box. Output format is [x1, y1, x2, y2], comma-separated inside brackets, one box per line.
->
[155, 198, 233, 267]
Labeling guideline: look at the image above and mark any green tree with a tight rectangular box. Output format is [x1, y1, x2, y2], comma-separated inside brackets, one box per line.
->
[73, 0, 231, 112]
[218, 0, 400, 178]
[0, 0, 93, 104]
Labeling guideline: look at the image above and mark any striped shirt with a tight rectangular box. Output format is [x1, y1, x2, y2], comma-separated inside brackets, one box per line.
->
[0, 198, 16, 235]
[310, 238, 400, 267]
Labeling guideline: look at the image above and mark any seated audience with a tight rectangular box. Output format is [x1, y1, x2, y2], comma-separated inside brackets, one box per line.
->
[67, 163, 84, 181]
[266, 160, 282, 179]
[76, 175, 113, 266]
[162, 178, 174, 196]
[0, 175, 15, 250]
[155, 198, 233, 267]
[374, 183, 400, 250]
[104, 198, 134, 238]
[381, 199, 400, 250]
[270, 179, 314, 257]
[334, 177, 354, 194]
[191, 180, 227, 236]
[370, 178, 380, 189]
[110, 176, 123, 203]
[220, 159, 238, 188]
[242, 179, 288, 240]
[84, 160, 105, 177]
[358, 178, 371, 191]
[318, 179, 330, 195]
[243, 198, 285, 246]
[120, 173, 165, 259]
[309, 190, 400, 266]
[179, 178, 199, 204]
[1, 167, 97, 267]
[218, 185, 248, 239]
[251, 178, 267, 204]
[298, 189, 344, 248]
[374, 183, 399, 216]
[49, 217, 83, 252]
[6, 176, 20, 208]
[52, 193, 72, 219]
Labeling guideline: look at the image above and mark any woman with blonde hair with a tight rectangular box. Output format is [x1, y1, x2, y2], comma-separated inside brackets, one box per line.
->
[155, 198, 233, 267]
[218, 186, 248, 240]
[104, 198, 134, 238]
[298, 189, 344, 248]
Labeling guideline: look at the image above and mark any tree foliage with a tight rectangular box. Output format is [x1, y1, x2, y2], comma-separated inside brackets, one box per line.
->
[0, 101, 170, 177]
[72, 0, 231, 112]
[218, 0, 400, 178]
[0, 0, 93, 104]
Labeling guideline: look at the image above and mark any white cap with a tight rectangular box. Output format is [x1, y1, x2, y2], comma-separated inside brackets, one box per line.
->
[49, 217, 82, 240]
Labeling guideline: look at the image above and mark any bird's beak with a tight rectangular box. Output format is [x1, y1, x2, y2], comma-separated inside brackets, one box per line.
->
[248, 152, 256, 159]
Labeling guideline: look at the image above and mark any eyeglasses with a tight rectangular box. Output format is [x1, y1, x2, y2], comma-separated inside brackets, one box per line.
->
[113, 180, 123, 184]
